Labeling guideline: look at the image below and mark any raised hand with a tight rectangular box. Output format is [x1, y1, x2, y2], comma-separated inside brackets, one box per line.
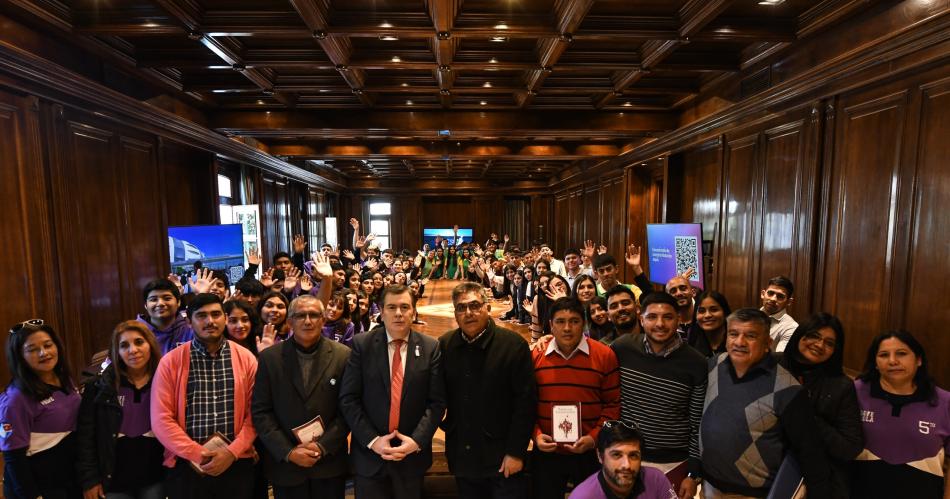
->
[226, 290, 243, 303]
[597, 243, 608, 255]
[420, 278, 430, 286]
[342, 249, 355, 260]
[355, 235, 367, 248]
[582, 240, 596, 260]
[293, 234, 307, 254]
[256, 324, 276, 351]
[311, 252, 332, 279]
[503, 234, 510, 242]
[453, 224, 459, 232]
[167, 273, 185, 295]
[522, 297, 535, 315]
[349, 218, 360, 230]
[188, 268, 214, 294]
[246, 247, 261, 266]
[260, 267, 274, 288]
[300, 274, 313, 292]
[283, 267, 301, 291]
[544, 286, 567, 301]
[364, 257, 379, 270]
[365, 233, 377, 243]
[625, 244, 642, 269]
[680, 266, 695, 280]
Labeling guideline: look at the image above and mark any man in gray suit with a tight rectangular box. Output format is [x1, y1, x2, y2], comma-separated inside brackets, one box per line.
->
[339, 284, 446, 499]
[252, 295, 351, 499]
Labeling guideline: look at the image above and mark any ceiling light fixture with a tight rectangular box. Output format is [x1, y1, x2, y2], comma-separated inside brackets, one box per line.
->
[757, 0, 785, 4]
[623, 102, 632, 107]
[489, 57, 498, 64]
[391, 56, 401, 62]
[401, 83, 410, 87]
[406, 100, 414, 105]
[483, 82, 492, 88]
[489, 36, 508, 42]
[256, 100, 265, 104]
[379, 21, 394, 28]
[480, 101, 487, 106]
[494, 22, 508, 30]
[379, 34, 399, 41]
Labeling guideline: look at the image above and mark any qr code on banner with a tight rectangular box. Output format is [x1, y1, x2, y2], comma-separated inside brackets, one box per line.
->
[674, 236, 698, 278]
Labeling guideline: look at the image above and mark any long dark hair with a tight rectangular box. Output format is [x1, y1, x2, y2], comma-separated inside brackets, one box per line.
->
[572, 274, 598, 304]
[5, 322, 75, 400]
[224, 300, 262, 355]
[688, 291, 732, 333]
[783, 313, 845, 377]
[859, 330, 937, 405]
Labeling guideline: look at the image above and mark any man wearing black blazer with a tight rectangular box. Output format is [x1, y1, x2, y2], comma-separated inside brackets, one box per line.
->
[339, 284, 446, 499]
[252, 295, 351, 499]
[439, 282, 536, 499]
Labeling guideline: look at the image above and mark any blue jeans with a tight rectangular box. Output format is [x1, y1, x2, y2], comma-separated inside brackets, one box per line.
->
[106, 481, 164, 499]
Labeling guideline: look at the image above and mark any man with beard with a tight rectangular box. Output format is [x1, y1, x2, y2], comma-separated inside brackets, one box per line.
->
[603, 286, 641, 344]
[610, 292, 706, 499]
[151, 293, 259, 498]
[759, 276, 798, 352]
[664, 276, 695, 341]
[569, 421, 677, 499]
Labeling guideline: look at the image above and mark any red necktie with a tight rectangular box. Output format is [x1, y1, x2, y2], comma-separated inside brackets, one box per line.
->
[388, 339, 405, 432]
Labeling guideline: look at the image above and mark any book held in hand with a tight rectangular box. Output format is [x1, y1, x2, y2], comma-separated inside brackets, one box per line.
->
[552, 403, 581, 443]
[292, 415, 325, 444]
[189, 432, 232, 474]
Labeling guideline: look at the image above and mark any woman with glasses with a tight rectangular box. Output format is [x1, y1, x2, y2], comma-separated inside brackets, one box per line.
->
[852, 330, 950, 499]
[76, 321, 165, 499]
[779, 313, 863, 499]
[0, 319, 81, 499]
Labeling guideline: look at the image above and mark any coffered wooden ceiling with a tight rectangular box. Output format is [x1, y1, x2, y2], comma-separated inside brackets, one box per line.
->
[5, 0, 877, 181]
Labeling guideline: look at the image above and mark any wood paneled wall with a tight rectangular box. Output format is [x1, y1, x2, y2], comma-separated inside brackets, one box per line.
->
[552, 62, 950, 384]
[0, 85, 214, 382]
[257, 172, 337, 267]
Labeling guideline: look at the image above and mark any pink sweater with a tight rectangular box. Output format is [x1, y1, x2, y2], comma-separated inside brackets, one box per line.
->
[150, 340, 258, 467]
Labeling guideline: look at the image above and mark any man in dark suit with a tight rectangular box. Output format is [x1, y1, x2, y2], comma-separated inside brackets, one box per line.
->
[339, 284, 446, 499]
[252, 294, 351, 499]
[439, 282, 536, 499]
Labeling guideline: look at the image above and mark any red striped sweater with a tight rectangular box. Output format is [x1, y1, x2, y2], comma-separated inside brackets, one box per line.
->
[532, 338, 620, 450]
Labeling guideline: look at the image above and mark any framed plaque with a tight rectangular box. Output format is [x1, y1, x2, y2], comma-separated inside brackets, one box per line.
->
[552, 403, 581, 443]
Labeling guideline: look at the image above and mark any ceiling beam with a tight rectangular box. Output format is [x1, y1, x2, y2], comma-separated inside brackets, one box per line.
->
[287, 0, 373, 106]
[425, 0, 460, 107]
[521, 0, 594, 107]
[210, 110, 677, 137]
[596, 0, 735, 108]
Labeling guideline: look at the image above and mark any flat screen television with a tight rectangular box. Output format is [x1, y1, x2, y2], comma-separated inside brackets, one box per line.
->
[168, 224, 246, 285]
[422, 228, 473, 248]
[646, 223, 705, 289]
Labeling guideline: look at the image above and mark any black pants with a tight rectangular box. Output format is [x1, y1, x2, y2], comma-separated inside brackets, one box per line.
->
[456, 473, 528, 499]
[354, 468, 423, 499]
[273, 476, 345, 499]
[165, 458, 255, 499]
[529, 450, 599, 499]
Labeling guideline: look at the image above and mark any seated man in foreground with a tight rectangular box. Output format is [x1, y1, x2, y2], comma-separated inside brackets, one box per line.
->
[570, 420, 678, 499]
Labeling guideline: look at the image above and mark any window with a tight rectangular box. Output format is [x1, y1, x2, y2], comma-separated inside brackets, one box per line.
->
[368, 201, 391, 250]
[218, 174, 234, 223]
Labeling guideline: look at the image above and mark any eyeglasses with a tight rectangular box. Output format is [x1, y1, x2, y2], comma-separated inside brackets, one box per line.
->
[454, 301, 485, 314]
[10, 319, 44, 336]
[802, 331, 836, 350]
[603, 419, 639, 431]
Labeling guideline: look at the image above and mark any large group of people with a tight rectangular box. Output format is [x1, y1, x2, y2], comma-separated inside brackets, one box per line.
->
[1, 221, 947, 499]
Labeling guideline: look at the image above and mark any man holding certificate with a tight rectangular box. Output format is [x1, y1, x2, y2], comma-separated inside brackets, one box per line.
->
[339, 284, 446, 499]
[531, 297, 620, 498]
[252, 295, 351, 499]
